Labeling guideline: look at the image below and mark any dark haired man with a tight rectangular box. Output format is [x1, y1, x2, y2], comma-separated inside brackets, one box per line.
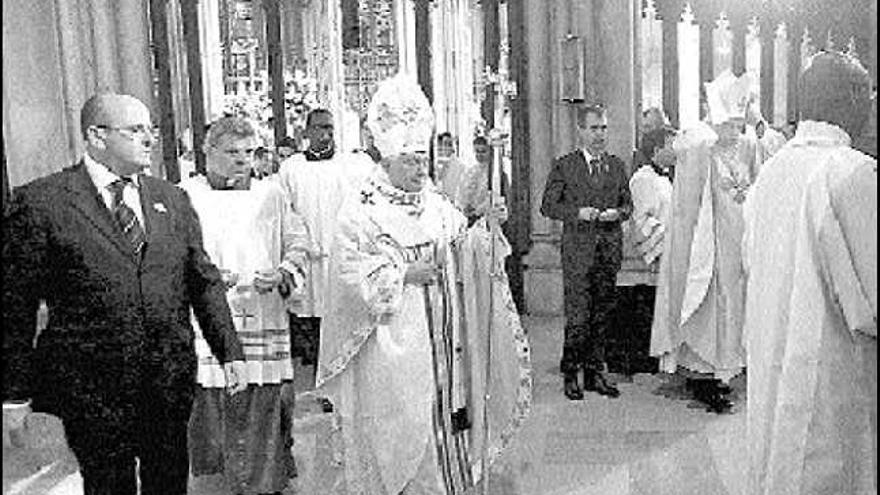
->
[541, 105, 633, 400]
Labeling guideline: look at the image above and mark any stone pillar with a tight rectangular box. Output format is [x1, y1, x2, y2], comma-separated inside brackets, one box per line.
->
[522, 0, 561, 316]
[200, 0, 225, 121]
[596, 0, 635, 169]
[55, 0, 92, 159]
[396, 0, 418, 77]
[116, 0, 155, 107]
[149, 0, 180, 181]
[2, 0, 69, 187]
[660, 2, 680, 127]
[760, 18, 775, 125]
[88, 0, 121, 91]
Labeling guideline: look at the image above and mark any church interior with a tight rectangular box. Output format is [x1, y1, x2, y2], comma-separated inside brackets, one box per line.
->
[2, 0, 876, 494]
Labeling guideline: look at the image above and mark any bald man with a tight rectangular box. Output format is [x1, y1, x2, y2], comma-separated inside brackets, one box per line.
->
[3, 93, 245, 495]
[743, 52, 876, 494]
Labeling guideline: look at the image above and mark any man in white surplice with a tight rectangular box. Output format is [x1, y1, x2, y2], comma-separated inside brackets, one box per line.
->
[276, 109, 376, 367]
[180, 117, 311, 494]
[650, 70, 755, 413]
[743, 51, 876, 495]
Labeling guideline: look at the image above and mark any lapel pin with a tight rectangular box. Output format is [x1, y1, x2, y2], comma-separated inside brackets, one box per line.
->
[153, 203, 167, 213]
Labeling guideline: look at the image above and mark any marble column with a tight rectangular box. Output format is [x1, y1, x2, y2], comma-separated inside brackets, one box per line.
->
[396, 0, 418, 77]
[116, 0, 154, 108]
[522, 0, 561, 315]
[596, 0, 635, 170]
[200, 0, 225, 121]
[2, 0, 69, 187]
[760, 18, 775, 125]
[54, 0, 91, 159]
[88, 0, 121, 92]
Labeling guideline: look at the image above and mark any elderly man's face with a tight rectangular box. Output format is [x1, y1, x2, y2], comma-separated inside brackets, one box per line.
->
[206, 134, 259, 185]
[384, 152, 429, 192]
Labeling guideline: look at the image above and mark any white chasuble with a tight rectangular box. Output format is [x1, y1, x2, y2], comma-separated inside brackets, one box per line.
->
[314, 165, 532, 494]
[743, 121, 876, 495]
[651, 122, 747, 381]
[276, 152, 376, 318]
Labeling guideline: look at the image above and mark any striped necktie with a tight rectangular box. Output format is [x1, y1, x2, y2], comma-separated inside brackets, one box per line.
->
[108, 179, 146, 254]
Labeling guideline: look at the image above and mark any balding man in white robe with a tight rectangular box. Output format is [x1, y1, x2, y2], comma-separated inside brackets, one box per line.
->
[743, 51, 876, 495]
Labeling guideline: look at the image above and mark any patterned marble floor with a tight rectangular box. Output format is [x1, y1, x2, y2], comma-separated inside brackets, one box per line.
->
[3, 316, 747, 495]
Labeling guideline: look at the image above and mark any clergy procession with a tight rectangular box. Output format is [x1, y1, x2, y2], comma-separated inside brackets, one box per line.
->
[1, 0, 877, 494]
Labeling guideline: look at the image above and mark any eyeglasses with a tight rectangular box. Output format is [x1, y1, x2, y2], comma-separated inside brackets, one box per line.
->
[94, 125, 160, 139]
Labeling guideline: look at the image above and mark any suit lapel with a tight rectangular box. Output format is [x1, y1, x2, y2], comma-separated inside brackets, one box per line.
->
[64, 163, 136, 260]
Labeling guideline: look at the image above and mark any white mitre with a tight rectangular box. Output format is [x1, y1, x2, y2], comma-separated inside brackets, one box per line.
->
[705, 70, 755, 125]
[366, 73, 435, 158]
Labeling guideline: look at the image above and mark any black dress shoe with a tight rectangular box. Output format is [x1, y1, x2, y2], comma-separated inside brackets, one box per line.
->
[688, 380, 733, 414]
[563, 373, 584, 400]
[583, 370, 620, 398]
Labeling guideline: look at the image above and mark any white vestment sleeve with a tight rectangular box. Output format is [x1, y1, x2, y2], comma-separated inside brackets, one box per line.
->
[278, 196, 310, 287]
[335, 216, 406, 318]
[817, 159, 877, 338]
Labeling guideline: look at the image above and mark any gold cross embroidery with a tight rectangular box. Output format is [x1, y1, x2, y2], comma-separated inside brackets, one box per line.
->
[234, 308, 256, 328]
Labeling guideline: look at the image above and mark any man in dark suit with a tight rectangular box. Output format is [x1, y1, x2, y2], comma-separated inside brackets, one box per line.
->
[2, 93, 246, 495]
[541, 105, 633, 400]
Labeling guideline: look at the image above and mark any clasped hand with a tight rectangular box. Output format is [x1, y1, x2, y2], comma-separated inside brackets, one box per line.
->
[404, 260, 440, 286]
[253, 268, 284, 294]
[486, 203, 509, 223]
[578, 207, 620, 222]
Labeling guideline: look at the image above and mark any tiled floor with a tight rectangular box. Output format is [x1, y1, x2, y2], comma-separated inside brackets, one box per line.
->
[2, 316, 748, 495]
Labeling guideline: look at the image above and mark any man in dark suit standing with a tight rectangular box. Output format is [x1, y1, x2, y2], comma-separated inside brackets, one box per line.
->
[541, 105, 633, 400]
[2, 93, 246, 495]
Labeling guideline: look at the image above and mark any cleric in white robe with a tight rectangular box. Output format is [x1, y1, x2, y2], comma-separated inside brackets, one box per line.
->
[180, 117, 311, 494]
[276, 109, 376, 321]
[628, 126, 675, 269]
[315, 74, 531, 495]
[650, 70, 754, 413]
[743, 51, 876, 495]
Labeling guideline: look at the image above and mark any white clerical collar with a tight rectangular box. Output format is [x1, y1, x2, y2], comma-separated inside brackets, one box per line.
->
[581, 149, 595, 163]
[790, 121, 852, 148]
[83, 152, 141, 189]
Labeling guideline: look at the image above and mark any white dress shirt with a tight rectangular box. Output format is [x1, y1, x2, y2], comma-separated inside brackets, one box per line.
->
[83, 152, 145, 228]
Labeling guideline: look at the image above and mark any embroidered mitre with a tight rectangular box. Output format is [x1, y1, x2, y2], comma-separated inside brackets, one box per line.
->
[705, 70, 755, 125]
[366, 73, 435, 158]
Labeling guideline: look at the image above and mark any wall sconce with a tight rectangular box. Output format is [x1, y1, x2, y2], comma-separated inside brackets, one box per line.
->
[560, 33, 584, 103]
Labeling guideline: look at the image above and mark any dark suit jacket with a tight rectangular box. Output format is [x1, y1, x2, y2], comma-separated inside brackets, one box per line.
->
[2, 162, 243, 432]
[540, 150, 633, 274]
